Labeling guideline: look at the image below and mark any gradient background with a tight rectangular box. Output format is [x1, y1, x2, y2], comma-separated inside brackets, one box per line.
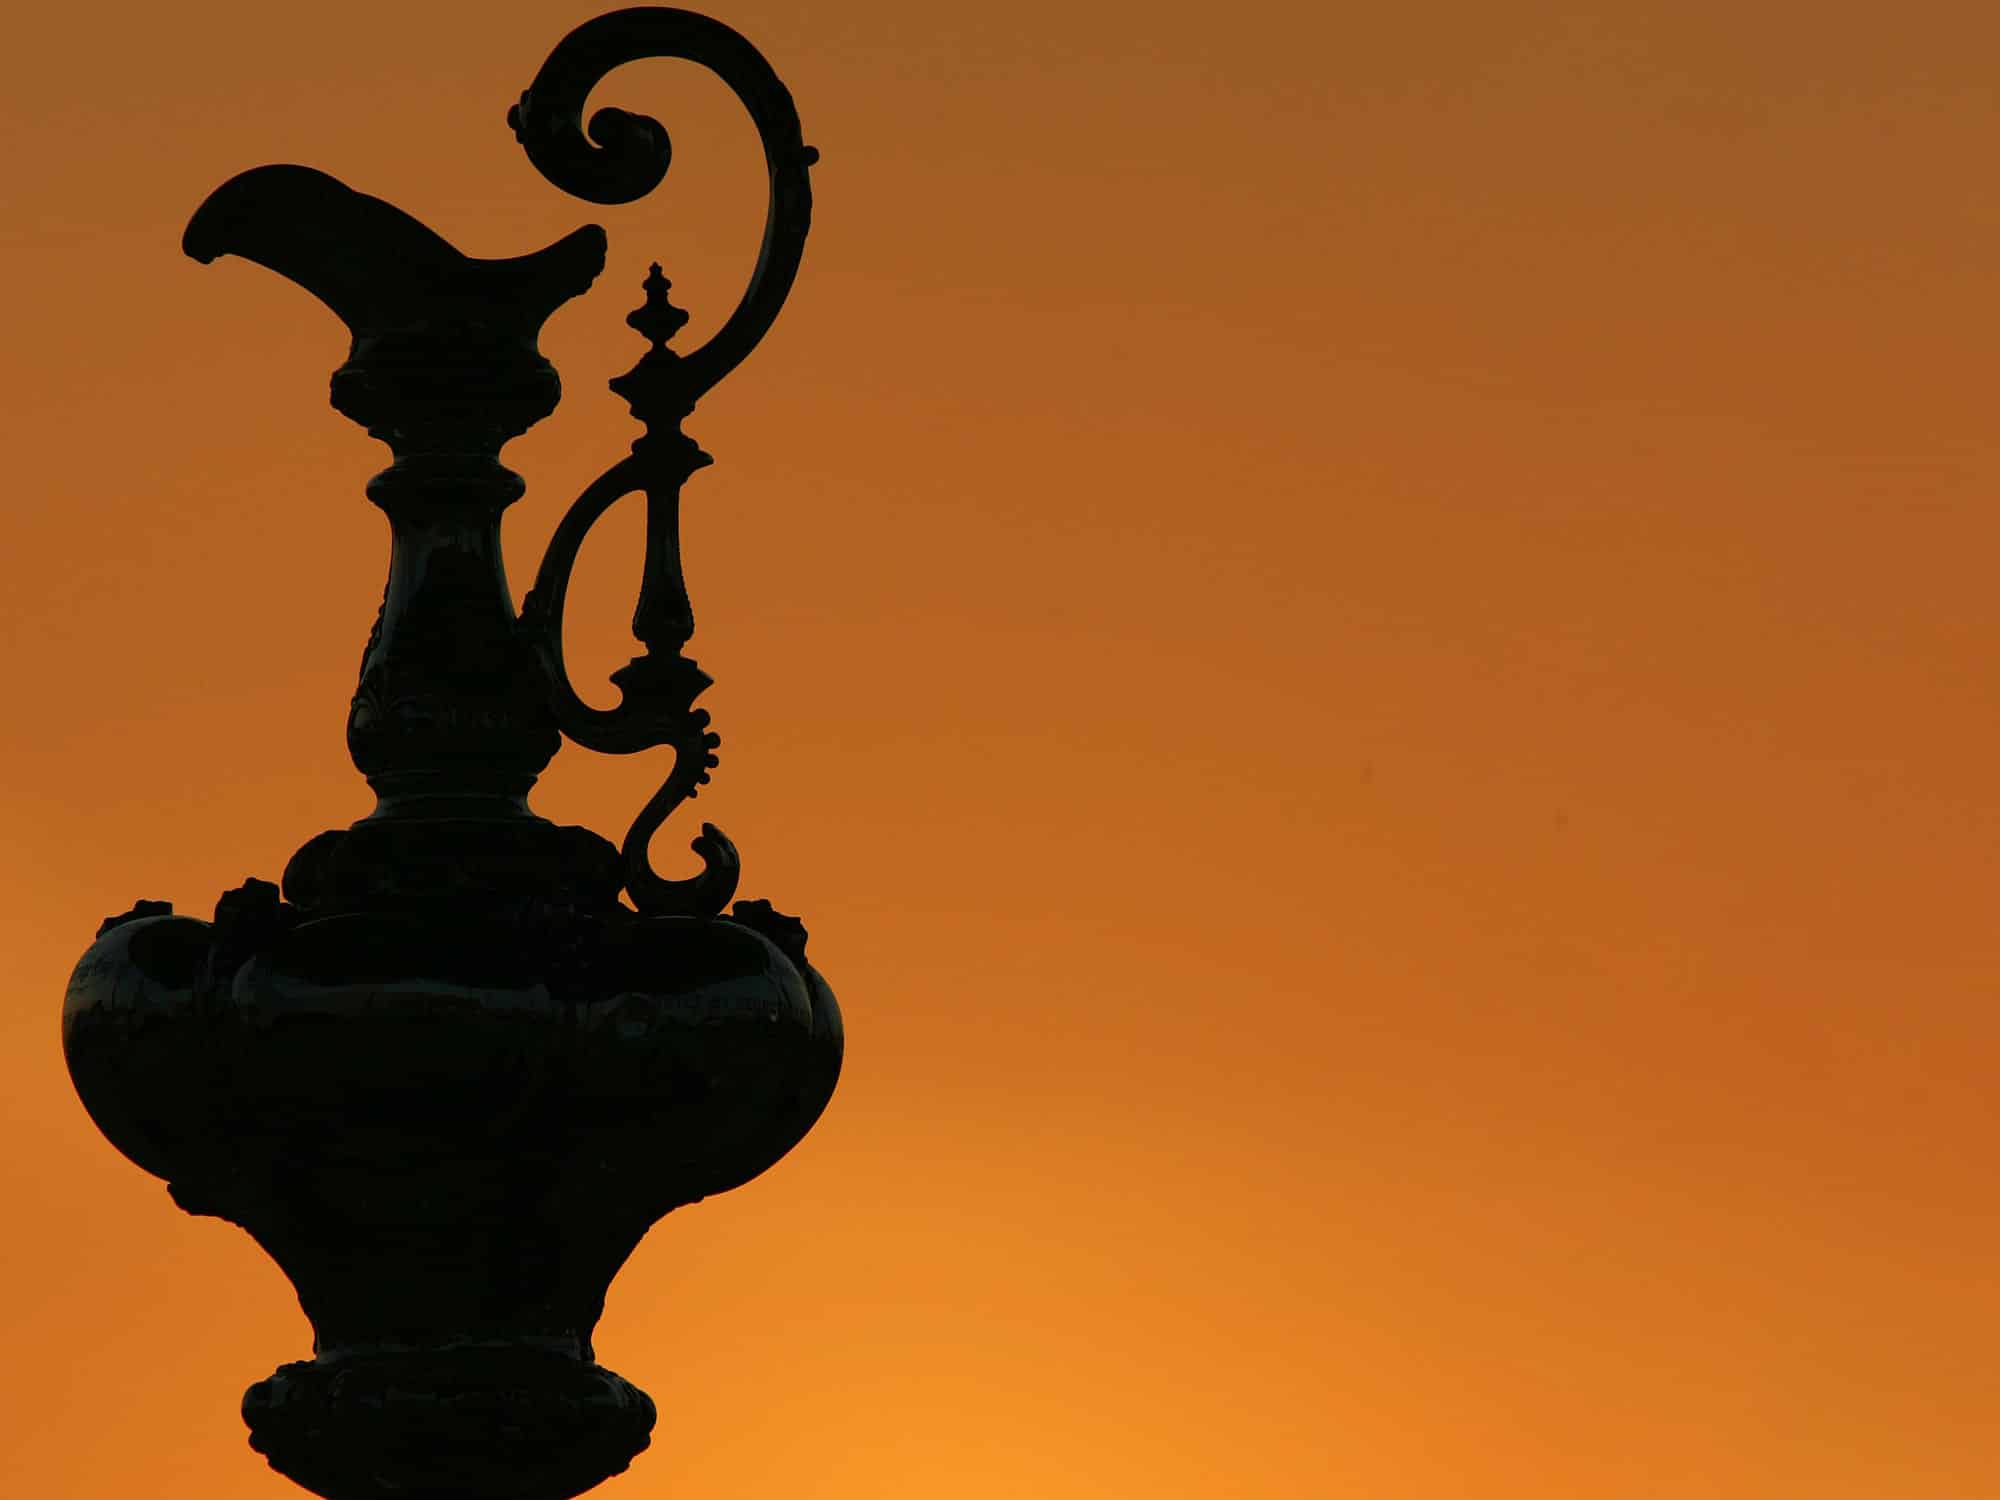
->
[4, 2, 1997, 1495]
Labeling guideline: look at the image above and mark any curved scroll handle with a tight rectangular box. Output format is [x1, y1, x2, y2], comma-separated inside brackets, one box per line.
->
[508, 6, 817, 400]
[519, 455, 741, 918]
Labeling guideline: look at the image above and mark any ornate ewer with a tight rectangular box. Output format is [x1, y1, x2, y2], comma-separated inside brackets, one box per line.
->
[61, 11, 841, 1499]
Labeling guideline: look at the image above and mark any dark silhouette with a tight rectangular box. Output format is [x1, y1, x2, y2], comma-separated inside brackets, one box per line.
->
[62, 11, 839, 1500]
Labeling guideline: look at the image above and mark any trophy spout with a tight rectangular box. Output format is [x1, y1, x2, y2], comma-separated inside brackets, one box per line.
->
[185, 164, 606, 457]
[184, 163, 606, 344]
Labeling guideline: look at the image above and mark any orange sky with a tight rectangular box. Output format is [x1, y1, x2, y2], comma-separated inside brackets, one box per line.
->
[4, 2, 1998, 1496]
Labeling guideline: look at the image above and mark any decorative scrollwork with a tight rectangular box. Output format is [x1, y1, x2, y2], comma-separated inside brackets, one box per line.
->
[508, 6, 818, 398]
[511, 11, 814, 921]
[519, 456, 740, 919]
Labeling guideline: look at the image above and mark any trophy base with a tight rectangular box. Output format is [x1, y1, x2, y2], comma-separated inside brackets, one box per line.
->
[244, 1346, 655, 1500]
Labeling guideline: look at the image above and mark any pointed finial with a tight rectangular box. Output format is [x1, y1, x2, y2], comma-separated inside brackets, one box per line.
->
[627, 263, 689, 350]
[607, 261, 710, 459]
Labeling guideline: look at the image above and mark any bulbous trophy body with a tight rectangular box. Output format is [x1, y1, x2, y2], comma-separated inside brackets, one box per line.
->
[66, 883, 839, 1500]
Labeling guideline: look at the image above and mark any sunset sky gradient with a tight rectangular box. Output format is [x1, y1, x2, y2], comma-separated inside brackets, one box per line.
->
[4, 2, 1998, 1496]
